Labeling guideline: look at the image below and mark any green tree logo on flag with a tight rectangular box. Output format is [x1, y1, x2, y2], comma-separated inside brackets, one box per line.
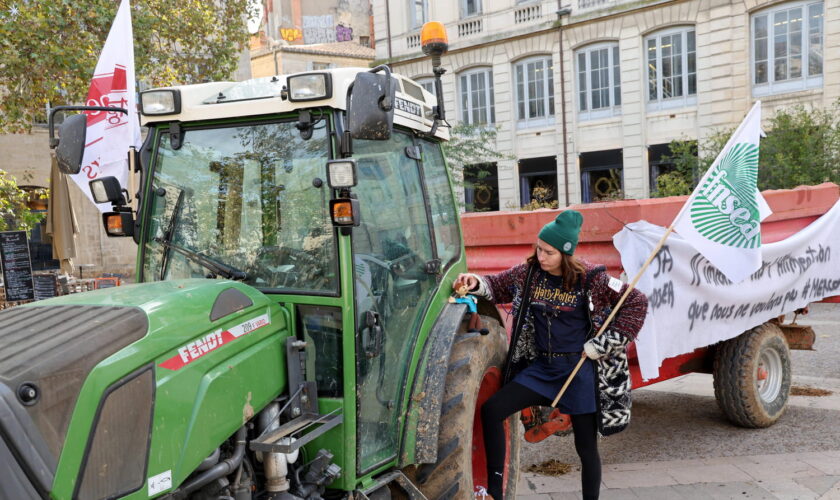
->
[689, 142, 761, 248]
[670, 102, 766, 283]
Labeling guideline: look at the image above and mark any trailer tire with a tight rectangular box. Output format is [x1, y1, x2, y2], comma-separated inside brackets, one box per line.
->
[713, 322, 791, 428]
[405, 316, 520, 500]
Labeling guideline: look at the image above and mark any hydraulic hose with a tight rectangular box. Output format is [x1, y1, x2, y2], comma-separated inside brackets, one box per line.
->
[171, 427, 248, 499]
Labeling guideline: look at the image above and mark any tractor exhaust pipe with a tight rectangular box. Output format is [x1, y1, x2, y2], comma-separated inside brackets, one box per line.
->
[172, 426, 248, 499]
[256, 402, 300, 494]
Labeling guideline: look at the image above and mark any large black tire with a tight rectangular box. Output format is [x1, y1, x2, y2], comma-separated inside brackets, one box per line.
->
[406, 316, 520, 500]
[713, 322, 792, 428]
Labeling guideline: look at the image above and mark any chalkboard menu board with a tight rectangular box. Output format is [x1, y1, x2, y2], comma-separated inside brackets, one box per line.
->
[34, 275, 57, 300]
[0, 231, 35, 302]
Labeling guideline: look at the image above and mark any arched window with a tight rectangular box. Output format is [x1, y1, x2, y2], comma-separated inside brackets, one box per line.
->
[513, 56, 554, 128]
[409, 0, 428, 29]
[458, 67, 495, 125]
[645, 27, 696, 111]
[576, 42, 621, 120]
[752, 1, 823, 96]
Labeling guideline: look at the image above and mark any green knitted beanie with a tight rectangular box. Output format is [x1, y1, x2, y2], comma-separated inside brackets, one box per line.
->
[538, 210, 583, 255]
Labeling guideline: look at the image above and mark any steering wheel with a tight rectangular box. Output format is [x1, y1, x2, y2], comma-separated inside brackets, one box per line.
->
[250, 246, 326, 288]
[247, 246, 292, 287]
[289, 248, 332, 289]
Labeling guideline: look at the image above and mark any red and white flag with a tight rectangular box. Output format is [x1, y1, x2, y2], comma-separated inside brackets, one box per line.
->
[71, 0, 141, 211]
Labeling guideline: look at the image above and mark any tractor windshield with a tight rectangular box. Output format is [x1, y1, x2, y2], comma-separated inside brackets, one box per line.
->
[141, 119, 338, 294]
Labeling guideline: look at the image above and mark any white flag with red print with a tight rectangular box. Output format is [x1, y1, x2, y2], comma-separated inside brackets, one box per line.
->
[71, 0, 141, 211]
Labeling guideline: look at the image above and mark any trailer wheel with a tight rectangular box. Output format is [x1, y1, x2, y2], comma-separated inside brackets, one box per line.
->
[406, 316, 520, 500]
[713, 322, 792, 428]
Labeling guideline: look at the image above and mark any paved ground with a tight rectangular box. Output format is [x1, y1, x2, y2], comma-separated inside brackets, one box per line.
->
[515, 303, 840, 499]
[517, 450, 840, 499]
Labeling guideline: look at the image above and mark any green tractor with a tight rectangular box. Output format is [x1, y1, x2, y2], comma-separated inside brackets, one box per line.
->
[0, 25, 521, 500]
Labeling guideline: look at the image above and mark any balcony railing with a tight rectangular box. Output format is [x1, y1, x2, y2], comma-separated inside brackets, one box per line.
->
[458, 19, 483, 37]
[383, 0, 557, 57]
[515, 4, 543, 23]
[406, 33, 420, 49]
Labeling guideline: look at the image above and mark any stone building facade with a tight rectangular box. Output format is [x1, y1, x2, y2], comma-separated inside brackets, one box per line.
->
[374, 0, 837, 209]
[250, 40, 375, 78]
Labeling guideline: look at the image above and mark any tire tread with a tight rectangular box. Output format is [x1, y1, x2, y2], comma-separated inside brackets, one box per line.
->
[713, 322, 791, 428]
[405, 316, 520, 499]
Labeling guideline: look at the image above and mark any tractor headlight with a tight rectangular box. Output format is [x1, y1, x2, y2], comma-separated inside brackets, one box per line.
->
[326, 159, 357, 188]
[89, 180, 110, 204]
[287, 73, 332, 102]
[140, 89, 181, 115]
[89, 176, 125, 205]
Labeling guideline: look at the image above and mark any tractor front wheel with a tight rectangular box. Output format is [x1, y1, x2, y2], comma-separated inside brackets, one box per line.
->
[713, 321, 792, 428]
[409, 316, 520, 500]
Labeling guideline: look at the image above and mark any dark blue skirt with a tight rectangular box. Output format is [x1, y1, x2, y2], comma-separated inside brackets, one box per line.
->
[512, 355, 597, 414]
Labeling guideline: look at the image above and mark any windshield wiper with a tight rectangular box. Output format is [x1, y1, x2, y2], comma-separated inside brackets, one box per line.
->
[153, 237, 248, 281]
[159, 189, 186, 280]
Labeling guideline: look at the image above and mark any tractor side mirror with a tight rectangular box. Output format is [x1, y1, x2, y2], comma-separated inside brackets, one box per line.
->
[54, 114, 88, 174]
[48, 105, 128, 174]
[347, 66, 395, 141]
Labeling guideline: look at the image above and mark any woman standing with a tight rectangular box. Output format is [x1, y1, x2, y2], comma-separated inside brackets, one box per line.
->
[456, 210, 648, 500]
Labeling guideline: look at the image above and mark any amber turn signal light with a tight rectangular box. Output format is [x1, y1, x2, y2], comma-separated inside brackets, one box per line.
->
[330, 198, 360, 226]
[102, 211, 135, 237]
[105, 213, 123, 234]
[332, 201, 353, 224]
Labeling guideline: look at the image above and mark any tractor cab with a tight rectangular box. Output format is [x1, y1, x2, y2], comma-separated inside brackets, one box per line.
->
[130, 66, 458, 481]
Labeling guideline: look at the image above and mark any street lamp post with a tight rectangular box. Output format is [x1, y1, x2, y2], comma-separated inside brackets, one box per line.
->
[557, 4, 572, 206]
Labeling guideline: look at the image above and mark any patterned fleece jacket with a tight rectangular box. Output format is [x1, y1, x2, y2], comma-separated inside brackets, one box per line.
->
[471, 260, 648, 436]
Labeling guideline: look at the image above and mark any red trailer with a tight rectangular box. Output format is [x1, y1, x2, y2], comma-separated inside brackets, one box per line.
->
[461, 183, 839, 429]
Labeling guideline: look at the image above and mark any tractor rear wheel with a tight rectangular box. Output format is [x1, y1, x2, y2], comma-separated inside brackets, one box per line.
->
[713, 322, 792, 428]
[408, 316, 520, 500]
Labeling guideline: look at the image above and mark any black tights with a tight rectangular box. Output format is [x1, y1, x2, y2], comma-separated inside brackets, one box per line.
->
[481, 382, 601, 500]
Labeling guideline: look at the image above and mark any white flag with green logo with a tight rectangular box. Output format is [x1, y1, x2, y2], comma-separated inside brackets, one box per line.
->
[673, 101, 771, 284]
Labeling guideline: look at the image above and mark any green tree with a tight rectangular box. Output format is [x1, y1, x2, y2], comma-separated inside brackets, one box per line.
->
[757, 102, 840, 189]
[441, 123, 512, 211]
[654, 102, 840, 197]
[0, 0, 257, 133]
[654, 136, 723, 198]
[657, 130, 733, 198]
[0, 169, 42, 232]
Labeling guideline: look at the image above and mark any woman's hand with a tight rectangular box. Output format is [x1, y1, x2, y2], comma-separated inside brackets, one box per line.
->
[583, 341, 602, 360]
[454, 273, 479, 291]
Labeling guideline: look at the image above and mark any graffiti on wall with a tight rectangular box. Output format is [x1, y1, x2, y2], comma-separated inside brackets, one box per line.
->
[303, 15, 336, 44]
[280, 28, 303, 42]
[336, 24, 353, 42]
[296, 15, 355, 44]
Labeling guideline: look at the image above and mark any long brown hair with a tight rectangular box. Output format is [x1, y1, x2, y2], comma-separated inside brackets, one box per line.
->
[526, 248, 586, 290]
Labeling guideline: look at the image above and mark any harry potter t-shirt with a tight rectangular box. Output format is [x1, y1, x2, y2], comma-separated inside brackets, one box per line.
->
[529, 274, 590, 353]
[512, 271, 597, 414]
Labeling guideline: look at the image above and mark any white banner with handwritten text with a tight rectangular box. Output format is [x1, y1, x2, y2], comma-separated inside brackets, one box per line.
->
[615, 200, 840, 381]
